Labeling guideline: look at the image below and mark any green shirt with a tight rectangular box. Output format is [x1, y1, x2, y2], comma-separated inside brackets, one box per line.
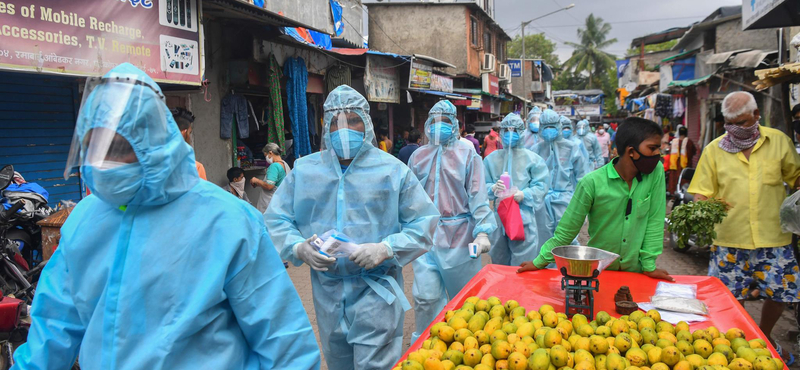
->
[533, 159, 666, 272]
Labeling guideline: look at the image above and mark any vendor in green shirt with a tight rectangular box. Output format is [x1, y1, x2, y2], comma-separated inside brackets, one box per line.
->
[518, 117, 673, 281]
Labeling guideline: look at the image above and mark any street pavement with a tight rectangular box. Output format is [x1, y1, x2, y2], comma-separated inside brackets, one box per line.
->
[286, 227, 800, 369]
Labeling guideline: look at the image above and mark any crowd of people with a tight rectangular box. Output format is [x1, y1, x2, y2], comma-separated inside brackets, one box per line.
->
[12, 64, 800, 370]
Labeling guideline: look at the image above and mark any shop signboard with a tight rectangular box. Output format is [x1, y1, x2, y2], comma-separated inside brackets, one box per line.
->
[365, 55, 400, 103]
[467, 94, 482, 110]
[481, 73, 499, 95]
[0, 0, 202, 85]
[575, 105, 602, 117]
[553, 105, 573, 116]
[742, 0, 790, 30]
[430, 73, 453, 93]
[408, 57, 432, 89]
[507, 59, 522, 77]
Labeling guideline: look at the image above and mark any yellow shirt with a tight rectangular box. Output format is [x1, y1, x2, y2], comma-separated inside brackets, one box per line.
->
[688, 126, 800, 249]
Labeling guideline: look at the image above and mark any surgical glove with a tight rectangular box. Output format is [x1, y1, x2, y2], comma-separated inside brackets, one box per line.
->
[350, 242, 392, 270]
[513, 190, 525, 203]
[491, 180, 506, 197]
[472, 233, 491, 256]
[295, 235, 336, 271]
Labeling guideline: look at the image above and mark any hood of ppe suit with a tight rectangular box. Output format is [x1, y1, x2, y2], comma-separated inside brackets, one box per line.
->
[576, 120, 590, 135]
[322, 85, 376, 157]
[539, 109, 562, 131]
[424, 100, 460, 146]
[526, 107, 541, 124]
[75, 63, 198, 206]
[560, 116, 574, 131]
[499, 113, 525, 148]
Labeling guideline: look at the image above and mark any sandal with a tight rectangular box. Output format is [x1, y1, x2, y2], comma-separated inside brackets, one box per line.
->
[774, 341, 796, 366]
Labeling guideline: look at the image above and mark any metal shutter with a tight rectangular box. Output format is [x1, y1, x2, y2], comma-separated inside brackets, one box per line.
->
[0, 71, 82, 206]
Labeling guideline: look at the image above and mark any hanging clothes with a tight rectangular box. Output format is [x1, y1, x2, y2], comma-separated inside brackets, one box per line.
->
[673, 96, 685, 118]
[220, 93, 249, 139]
[267, 54, 285, 151]
[655, 94, 673, 118]
[284, 57, 312, 158]
[325, 65, 351, 97]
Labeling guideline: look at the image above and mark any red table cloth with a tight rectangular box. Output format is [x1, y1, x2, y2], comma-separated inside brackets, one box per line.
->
[397, 265, 783, 368]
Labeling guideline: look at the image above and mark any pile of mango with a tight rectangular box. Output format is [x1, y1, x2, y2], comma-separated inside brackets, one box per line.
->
[395, 296, 784, 370]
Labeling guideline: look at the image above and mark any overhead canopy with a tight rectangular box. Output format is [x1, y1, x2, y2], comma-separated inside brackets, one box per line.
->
[407, 88, 472, 101]
[661, 49, 699, 63]
[668, 74, 713, 87]
[705, 49, 751, 65]
[729, 50, 777, 69]
[413, 54, 456, 69]
[743, 0, 800, 30]
[630, 27, 691, 48]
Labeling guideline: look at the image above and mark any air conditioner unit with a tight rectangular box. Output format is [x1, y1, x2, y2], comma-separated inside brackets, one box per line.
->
[481, 53, 496, 72]
[498, 64, 510, 81]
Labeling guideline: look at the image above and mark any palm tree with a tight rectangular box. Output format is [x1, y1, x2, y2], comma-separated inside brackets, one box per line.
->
[562, 14, 617, 89]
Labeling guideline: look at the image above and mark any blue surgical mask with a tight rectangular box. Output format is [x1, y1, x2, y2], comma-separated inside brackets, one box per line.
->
[529, 122, 540, 133]
[542, 127, 559, 142]
[562, 129, 572, 139]
[428, 122, 454, 145]
[330, 128, 365, 159]
[577, 128, 586, 136]
[503, 131, 520, 147]
[83, 162, 144, 206]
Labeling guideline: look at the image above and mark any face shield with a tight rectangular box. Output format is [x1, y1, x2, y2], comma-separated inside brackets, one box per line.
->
[576, 121, 589, 136]
[426, 115, 456, 145]
[64, 75, 152, 179]
[329, 111, 367, 159]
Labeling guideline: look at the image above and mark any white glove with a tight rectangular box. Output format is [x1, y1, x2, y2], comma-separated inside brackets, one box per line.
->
[513, 190, 525, 203]
[472, 233, 491, 256]
[350, 242, 392, 270]
[295, 235, 336, 271]
[491, 180, 506, 197]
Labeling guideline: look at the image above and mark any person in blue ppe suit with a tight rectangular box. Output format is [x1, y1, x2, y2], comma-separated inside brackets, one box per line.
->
[407, 100, 497, 343]
[13, 63, 321, 370]
[264, 85, 439, 370]
[533, 110, 590, 248]
[576, 119, 603, 170]
[484, 113, 549, 266]
[522, 106, 542, 150]
[560, 115, 593, 174]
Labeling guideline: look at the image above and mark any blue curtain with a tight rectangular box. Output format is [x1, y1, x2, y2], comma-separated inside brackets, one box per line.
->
[284, 57, 312, 158]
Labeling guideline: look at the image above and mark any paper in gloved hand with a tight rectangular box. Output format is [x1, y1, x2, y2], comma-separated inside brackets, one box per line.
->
[318, 230, 361, 258]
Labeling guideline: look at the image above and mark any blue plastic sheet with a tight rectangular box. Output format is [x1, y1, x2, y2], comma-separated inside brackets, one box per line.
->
[330, 0, 344, 37]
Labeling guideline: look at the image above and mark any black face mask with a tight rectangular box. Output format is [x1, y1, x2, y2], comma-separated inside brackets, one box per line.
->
[632, 148, 661, 174]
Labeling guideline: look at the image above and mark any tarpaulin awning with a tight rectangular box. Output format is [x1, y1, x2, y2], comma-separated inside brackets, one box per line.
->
[729, 50, 777, 69]
[705, 49, 752, 65]
[661, 48, 699, 63]
[282, 27, 332, 50]
[753, 62, 800, 91]
[327, 48, 410, 61]
[203, 0, 329, 34]
[395, 265, 784, 369]
[668, 74, 713, 87]
[408, 89, 472, 100]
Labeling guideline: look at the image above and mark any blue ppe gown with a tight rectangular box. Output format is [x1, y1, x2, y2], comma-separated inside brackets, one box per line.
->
[562, 116, 594, 175]
[522, 108, 542, 150]
[406, 101, 497, 343]
[533, 110, 590, 248]
[577, 119, 604, 170]
[12, 63, 321, 370]
[265, 85, 439, 370]
[483, 113, 549, 266]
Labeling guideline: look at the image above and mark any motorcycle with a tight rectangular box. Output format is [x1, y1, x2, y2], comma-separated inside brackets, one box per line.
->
[664, 167, 708, 253]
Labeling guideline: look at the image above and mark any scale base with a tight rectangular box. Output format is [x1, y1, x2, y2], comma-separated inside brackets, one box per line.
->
[560, 267, 600, 319]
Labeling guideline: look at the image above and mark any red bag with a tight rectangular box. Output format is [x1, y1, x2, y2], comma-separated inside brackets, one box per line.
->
[497, 197, 525, 241]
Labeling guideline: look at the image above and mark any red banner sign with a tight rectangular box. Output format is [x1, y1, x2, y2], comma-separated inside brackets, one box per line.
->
[0, 0, 201, 85]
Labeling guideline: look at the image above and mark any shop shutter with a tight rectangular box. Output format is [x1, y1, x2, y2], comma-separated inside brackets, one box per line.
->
[0, 71, 82, 206]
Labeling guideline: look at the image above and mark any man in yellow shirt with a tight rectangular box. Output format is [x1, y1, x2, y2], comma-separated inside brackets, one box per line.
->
[689, 91, 800, 359]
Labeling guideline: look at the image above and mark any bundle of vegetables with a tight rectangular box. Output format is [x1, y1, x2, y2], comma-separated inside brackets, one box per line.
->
[666, 199, 730, 250]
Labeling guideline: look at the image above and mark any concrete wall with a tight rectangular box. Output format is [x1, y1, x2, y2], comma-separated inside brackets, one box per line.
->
[715, 18, 778, 53]
[187, 20, 233, 187]
[264, 0, 335, 36]
[337, 0, 365, 47]
[368, 5, 468, 73]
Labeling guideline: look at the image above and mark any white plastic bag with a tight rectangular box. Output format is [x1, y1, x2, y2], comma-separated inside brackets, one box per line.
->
[780, 190, 800, 234]
[654, 282, 697, 299]
[650, 295, 708, 315]
[317, 230, 361, 258]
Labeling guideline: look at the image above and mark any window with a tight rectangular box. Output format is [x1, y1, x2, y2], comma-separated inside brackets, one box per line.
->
[498, 42, 505, 62]
[484, 31, 492, 54]
[471, 17, 479, 47]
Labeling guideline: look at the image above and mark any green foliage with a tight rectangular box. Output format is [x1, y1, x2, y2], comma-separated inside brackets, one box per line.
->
[667, 199, 731, 249]
[562, 13, 618, 89]
[552, 69, 588, 91]
[507, 33, 561, 67]
[601, 66, 619, 116]
[625, 40, 678, 58]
